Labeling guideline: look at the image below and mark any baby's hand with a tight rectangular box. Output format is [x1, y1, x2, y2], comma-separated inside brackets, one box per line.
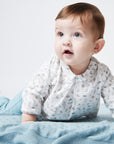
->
[22, 120, 36, 124]
[22, 113, 36, 124]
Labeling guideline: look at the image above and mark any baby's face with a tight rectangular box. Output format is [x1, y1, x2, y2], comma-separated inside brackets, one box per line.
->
[55, 16, 97, 70]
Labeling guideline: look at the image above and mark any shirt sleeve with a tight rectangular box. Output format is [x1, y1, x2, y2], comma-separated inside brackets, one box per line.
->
[101, 67, 114, 118]
[21, 61, 50, 115]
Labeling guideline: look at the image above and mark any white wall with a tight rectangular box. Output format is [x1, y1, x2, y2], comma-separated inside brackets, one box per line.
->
[0, 0, 114, 99]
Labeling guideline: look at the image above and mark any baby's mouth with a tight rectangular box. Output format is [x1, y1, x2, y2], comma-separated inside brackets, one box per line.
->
[63, 49, 73, 55]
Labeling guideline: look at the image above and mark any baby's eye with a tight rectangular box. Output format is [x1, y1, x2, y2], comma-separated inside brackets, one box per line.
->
[74, 32, 81, 37]
[58, 32, 64, 37]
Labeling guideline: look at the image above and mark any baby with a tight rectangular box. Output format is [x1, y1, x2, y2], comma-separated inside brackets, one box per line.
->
[21, 2, 114, 123]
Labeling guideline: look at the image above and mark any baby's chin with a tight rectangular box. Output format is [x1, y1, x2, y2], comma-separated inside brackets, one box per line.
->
[61, 58, 75, 66]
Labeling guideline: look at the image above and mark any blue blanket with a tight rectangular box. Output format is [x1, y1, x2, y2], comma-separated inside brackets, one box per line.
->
[0, 92, 114, 144]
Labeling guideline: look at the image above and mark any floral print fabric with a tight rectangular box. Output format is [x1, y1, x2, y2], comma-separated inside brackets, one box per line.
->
[21, 55, 114, 120]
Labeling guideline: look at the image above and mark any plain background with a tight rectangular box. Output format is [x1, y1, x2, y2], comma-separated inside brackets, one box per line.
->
[0, 0, 114, 99]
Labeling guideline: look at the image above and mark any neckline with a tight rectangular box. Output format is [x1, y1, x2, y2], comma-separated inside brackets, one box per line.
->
[60, 56, 98, 81]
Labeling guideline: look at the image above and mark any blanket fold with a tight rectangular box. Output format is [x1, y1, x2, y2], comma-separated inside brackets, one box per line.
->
[0, 120, 114, 144]
[0, 91, 23, 115]
[0, 91, 114, 144]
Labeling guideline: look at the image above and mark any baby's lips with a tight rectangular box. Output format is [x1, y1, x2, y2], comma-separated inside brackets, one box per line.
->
[63, 49, 73, 54]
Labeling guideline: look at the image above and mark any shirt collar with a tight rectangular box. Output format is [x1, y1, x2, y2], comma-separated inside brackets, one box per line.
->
[60, 56, 99, 81]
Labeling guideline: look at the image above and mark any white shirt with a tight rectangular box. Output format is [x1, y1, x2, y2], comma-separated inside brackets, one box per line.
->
[21, 55, 114, 120]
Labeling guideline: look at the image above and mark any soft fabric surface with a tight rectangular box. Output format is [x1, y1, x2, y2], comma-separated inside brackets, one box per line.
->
[0, 93, 114, 144]
[0, 91, 23, 115]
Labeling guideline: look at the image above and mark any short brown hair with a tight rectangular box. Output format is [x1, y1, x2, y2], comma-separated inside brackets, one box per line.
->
[55, 2, 105, 39]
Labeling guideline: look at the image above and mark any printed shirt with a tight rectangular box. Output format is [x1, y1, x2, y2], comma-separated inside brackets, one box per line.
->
[21, 55, 114, 120]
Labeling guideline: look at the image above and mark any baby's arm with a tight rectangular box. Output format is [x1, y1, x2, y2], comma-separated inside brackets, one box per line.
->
[101, 66, 114, 118]
[22, 113, 36, 124]
[21, 59, 52, 123]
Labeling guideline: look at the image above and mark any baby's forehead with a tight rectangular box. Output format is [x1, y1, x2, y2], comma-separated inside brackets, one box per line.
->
[55, 15, 93, 30]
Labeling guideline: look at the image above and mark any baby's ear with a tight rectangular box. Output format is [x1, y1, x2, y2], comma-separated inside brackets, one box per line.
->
[93, 39, 105, 54]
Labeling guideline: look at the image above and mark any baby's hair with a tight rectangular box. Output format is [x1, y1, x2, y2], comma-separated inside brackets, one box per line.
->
[55, 2, 105, 39]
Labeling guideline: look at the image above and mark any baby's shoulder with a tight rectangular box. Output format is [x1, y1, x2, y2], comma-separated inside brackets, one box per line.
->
[92, 57, 111, 76]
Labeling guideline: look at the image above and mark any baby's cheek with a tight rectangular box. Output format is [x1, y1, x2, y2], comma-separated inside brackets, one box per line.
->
[55, 44, 61, 52]
[55, 46, 60, 57]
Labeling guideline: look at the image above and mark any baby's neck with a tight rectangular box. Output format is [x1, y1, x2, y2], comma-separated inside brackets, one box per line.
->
[69, 61, 90, 75]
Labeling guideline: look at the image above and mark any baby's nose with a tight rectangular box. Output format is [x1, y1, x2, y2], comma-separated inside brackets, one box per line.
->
[63, 39, 72, 47]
